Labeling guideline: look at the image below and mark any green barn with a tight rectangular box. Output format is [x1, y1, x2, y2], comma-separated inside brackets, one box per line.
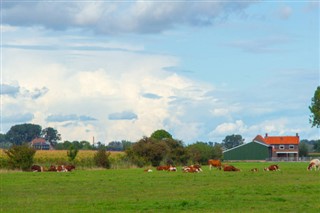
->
[223, 141, 272, 161]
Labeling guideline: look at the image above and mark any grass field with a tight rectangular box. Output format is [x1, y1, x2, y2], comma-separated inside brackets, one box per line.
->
[1, 162, 319, 212]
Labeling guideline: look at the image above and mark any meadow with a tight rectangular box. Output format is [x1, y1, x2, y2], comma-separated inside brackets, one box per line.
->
[1, 162, 319, 213]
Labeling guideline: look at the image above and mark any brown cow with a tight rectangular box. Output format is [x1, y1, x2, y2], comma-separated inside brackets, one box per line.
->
[57, 165, 67, 172]
[182, 165, 202, 173]
[223, 165, 240, 172]
[156, 165, 170, 171]
[48, 165, 57, 172]
[31, 165, 43, 172]
[264, 164, 280, 171]
[156, 165, 176, 171]
[65, 165, 76, 171]
[208, 159, 222, 170]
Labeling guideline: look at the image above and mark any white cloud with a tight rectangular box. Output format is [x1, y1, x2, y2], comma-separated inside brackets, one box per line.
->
[2, 1, 253, 34]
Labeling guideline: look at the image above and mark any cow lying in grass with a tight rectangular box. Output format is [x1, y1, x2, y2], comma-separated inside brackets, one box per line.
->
[31, 165, 44, 172]
[156, 165, 177, 171]
[182, 165, 202, 173]
[223, 165, 240, 172]
[33, 164, 76, 172]
[264, 164, 280, 171]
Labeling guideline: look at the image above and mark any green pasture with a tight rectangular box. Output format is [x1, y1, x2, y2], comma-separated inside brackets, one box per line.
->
[1, 162, 319, 213]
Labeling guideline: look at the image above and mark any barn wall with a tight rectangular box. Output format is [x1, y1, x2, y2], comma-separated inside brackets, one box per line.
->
[223, 142, 269, 160]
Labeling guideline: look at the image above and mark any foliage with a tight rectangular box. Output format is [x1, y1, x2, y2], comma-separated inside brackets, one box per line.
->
[313, 140, 320, 152]
[41, 127, 61, 147]
[107, 141, 123, 151]
[150, 129, 172, 140]
[55, 140, 93, 150]
[126, 137, 169, 167]
[93, 148, 111, 169]
[186, 142, 223, 164]
[309, 86, 320, 128]
[4, 145, 36, 171]
[6, 123, 42, 145]
[106, 140, 133, 151]
[298, 142, 309, 157]
[222, 134, 244, 149]
[67, 145, 79, 162]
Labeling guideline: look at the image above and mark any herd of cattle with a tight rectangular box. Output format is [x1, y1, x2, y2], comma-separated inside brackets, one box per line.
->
[30, 158, 320, 173]
[144, 158, 320, 173]
[31, 164, 75, 172]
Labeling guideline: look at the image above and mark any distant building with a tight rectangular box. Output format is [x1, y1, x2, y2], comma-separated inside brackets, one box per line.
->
[254, 133, 299, 161]
[223, 133, 300, 161]
[223, 140, 271, 161]
[30, 138, 53, 150]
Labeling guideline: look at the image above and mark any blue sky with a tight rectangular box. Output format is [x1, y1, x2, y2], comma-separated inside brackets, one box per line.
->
[1, 1, 319, 144]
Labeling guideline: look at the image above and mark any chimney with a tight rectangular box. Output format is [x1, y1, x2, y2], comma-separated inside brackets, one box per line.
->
[265, 133, 268, 138]
[296, 133, 299, 137]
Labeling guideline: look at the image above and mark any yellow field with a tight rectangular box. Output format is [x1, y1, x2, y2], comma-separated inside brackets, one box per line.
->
[0, 149, 124, 161]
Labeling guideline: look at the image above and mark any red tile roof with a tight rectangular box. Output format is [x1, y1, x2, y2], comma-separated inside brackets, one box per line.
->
[265, 136, 299, 145]
[254, 134, 299, 145]
[31, 138, 46, 144]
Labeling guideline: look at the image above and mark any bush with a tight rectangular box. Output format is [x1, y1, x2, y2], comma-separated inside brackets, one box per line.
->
[67, 145, 78, 162]
[4, 145, 36, 171]
[93, 148, 111, 169]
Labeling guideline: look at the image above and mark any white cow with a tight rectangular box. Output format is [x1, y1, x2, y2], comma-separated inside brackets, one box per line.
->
[307, 159, 320, 171]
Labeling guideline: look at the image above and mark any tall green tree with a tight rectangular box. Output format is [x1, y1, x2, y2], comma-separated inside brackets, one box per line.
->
[187, 142, 223, 164]
[309, 86, 320, 128]
[313, 140, 320, 152]
[67, 145, 79, 162]
[222, 134, 244, 149]
[126, 136, 169, 167]
[150, 129, 172, 140]
[41, 127, 61, 147]
[299, 142, 309, 157]
[6, 123, 42, 145]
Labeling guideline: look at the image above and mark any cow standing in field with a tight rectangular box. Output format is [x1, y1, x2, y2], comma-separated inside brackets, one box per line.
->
[264, 164, 280, 171]
[208, 159, 222, 170]
[307, 159, 320, 171]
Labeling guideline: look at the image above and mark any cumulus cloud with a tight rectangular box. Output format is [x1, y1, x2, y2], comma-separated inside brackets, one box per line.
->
[46, 114, 96, 122]
[2, 1, 253, 34]
[108, 111, 138, 120]
[141, 93, 162, 99]
[2, 113, 34, 123]
[227, 36, 291, 53]
[0, 84, 20, 97]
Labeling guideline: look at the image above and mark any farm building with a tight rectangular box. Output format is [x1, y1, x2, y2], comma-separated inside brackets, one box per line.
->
[30, 137, 53, 150]
[223, 140, 271, 161]
[223, 133, 300, 161]
[254, 133, 300, 161]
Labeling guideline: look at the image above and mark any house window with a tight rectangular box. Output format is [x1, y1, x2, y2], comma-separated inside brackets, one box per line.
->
[279, 145, 285, 150]
[289, 145, 294, 149]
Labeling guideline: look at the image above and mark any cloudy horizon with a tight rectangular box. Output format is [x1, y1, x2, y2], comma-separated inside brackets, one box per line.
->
[1, 1, 319, 144]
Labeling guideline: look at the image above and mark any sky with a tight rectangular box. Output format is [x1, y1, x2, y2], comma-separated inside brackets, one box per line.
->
[0, 0, 319, 145]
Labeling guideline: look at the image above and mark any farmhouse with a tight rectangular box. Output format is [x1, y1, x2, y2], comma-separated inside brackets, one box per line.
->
[223, 133, 300, 161]
[30, 137, 53, 150]
[254, 133, 300, 161]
